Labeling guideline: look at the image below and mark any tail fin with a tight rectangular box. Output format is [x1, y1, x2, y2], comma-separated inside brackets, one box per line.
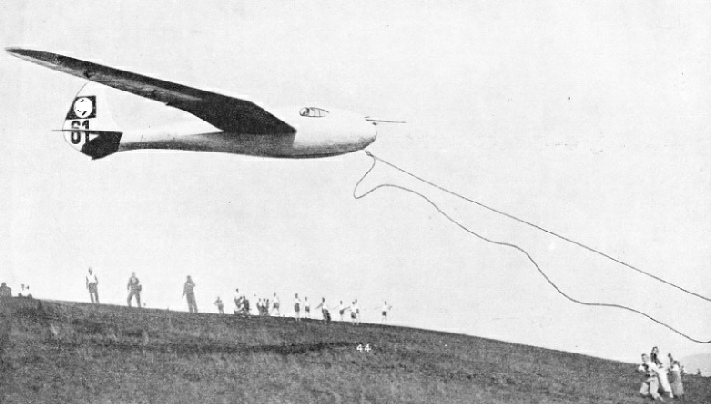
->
[61, 83, 122, 159]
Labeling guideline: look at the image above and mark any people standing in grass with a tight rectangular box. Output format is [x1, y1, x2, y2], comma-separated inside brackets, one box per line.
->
[126, 272, 142, 308]
[638, 353, 662, 401]
[214, 296, 224, 314]
[183, 276, 198, 313]
[294, 293, 301, 321]
[85, 267, 99, 304]
[304, 296, 310, 319]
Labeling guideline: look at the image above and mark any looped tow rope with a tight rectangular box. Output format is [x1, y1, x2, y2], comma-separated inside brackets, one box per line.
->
[354, 151, 711, 344]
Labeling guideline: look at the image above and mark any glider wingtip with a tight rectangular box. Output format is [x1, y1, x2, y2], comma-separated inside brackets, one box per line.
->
[5, 47, 57, 64]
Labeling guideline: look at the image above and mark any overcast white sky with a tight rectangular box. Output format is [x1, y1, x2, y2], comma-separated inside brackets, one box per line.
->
[1, 1, 710, 364]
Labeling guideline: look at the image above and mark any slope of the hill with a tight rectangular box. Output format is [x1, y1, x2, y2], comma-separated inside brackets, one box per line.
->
[1, 297, 709, 403]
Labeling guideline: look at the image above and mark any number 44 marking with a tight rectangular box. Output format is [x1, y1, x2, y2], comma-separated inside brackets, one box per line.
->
[70, 120, 90, 144]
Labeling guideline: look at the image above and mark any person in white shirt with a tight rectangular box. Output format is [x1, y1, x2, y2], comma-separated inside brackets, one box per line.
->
[85, 267, 99, 304]
[638, 353, 662, 401]
[294, 293, 301, 321]
[650, 346, 673, 399]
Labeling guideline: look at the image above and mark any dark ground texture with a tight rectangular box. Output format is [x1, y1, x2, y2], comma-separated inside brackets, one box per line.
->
[1, 297, 709, 403]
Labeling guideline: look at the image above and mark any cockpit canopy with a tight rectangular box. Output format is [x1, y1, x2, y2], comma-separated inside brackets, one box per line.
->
[299, 107, 329, 118]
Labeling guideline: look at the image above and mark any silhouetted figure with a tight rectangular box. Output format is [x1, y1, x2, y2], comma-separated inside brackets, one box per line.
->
[127, 272, 142, 308]
[86, 267, 99, 303]
[183, 276, 198, 313]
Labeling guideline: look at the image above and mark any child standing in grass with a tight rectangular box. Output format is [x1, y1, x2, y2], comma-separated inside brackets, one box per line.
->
[304, 296, 310, 319]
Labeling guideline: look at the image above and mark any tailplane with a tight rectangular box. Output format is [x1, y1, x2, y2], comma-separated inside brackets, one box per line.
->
[60, 83, 122, 159]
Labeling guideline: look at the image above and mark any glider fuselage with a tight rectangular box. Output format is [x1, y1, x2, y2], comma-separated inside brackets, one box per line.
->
[118, 108, 377, 158]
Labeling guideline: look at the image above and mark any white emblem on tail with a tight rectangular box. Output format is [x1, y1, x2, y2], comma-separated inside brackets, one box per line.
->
[73, 97, 94, 119]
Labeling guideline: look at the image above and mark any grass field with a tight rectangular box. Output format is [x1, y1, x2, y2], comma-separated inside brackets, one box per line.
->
[1, 297, 709, 403]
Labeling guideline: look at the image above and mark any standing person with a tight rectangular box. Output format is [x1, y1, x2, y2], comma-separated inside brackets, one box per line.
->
[233, 289, 242, 314]
[381, 301, 393, 323]
[650, 346, 661, 366]
[316, 297, 331, 322]
[243, 295, 250, 315]
[126, 272, 142, 308]
[251, 294, 259, 316]
[338, 301, 348, 321]
[304, 296, 311, 319]
[85, 267, 99, 303]
[272, 293, 280, 316]
[350, 300, 360, 324]
[668, 355, 684, 400]
[651, 346, 673, 399]
[294, 293, 301, 321]
[638, 353, 662, 401]
[183, 276, 198, 313]
[214, 296, 224, 314]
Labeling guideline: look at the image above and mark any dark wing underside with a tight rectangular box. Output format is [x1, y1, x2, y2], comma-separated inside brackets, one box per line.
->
[6, 48, 295, 135]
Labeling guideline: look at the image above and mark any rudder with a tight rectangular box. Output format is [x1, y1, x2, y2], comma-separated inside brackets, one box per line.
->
[61, 83, 122, 159]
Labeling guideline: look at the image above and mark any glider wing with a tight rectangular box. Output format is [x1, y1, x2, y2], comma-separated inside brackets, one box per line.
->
[6, 48, 295, 135]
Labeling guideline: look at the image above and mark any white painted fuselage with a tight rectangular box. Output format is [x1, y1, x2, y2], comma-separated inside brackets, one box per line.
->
[118, 107, 377, 158]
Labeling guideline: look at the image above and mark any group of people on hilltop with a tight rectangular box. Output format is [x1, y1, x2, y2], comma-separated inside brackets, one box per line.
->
[224, 290, 393, 325]
[81, 267, 395, 324]
[638, 346, 684, 401]
[84, 268, 198, 312]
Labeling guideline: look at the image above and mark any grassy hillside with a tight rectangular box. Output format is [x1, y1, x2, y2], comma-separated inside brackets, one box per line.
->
[1, 297, 709, 403]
